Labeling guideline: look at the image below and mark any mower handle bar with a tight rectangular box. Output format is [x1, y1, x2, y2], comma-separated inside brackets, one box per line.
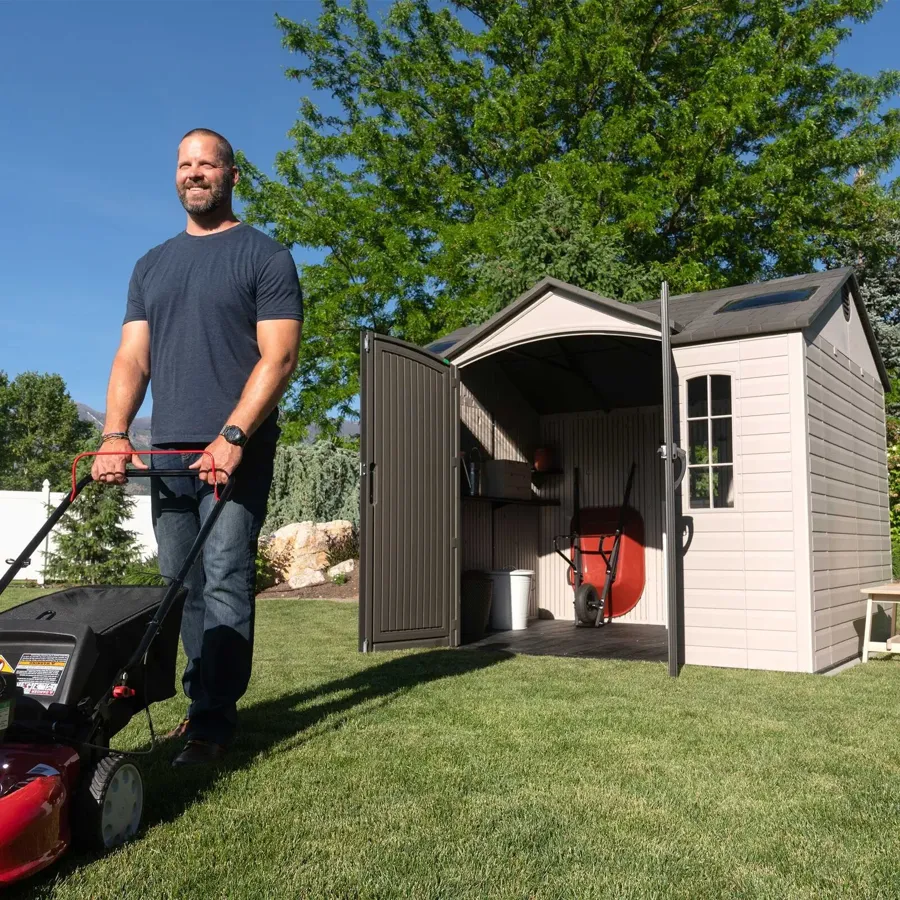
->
[71, 449, 225, 501]
[0, 457, 234, 597]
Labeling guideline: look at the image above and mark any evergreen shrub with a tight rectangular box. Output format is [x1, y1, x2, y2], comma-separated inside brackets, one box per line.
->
[263, 441, 359, 535]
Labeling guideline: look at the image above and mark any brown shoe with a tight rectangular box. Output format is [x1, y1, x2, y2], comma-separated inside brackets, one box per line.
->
[164, 718, 191, 741]
[171, 739, 227, 768]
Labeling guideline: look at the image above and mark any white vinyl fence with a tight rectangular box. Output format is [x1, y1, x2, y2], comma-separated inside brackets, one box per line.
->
[0, 481, 156, 584]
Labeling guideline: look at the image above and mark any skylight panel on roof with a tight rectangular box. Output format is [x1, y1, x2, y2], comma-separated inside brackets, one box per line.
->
[713, 287, 817, 314]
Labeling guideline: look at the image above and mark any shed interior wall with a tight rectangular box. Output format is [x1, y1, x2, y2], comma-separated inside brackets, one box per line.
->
[460, 363, 542, 616]
[538, 408, 666, 623]
[459, 338, 664, 626]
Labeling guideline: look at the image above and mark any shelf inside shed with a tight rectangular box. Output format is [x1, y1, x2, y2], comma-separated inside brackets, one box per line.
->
[462, 494, 561, 510]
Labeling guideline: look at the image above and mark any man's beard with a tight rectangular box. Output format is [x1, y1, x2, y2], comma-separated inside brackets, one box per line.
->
[177, 178, 231, 215]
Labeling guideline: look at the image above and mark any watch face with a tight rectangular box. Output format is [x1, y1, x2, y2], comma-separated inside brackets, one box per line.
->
[223, 426, 246, 445]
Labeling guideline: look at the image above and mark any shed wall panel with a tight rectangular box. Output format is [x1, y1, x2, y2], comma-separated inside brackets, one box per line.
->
[806, 330, 891, 671]
[674, 334, 812, 672]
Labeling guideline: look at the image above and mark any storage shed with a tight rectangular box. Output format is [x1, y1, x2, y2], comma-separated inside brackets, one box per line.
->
[358, 267, 892, 674]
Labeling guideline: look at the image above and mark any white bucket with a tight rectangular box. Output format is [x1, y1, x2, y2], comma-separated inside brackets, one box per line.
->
[488, 569, 533, 631]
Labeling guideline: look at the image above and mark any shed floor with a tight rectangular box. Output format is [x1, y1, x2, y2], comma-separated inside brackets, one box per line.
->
[461, 618, 667, 662]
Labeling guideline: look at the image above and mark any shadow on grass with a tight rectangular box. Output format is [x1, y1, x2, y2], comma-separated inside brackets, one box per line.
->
[10, 646, 512, 898]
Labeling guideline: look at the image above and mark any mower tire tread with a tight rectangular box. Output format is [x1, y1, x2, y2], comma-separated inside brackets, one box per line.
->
[73, 754, 143, 852]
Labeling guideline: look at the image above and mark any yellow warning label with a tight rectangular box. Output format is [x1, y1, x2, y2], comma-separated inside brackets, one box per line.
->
[0, 655, 13, 674]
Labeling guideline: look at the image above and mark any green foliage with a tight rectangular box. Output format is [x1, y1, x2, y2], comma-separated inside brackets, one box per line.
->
[0, 371, 95, 490]
[45, 481, 142, 585]
[841, 216, 900, 413]
[325, 526, 360, 568]
[121, 554, 166, 587]
[255, 543, 279, 592]
[470, 183, 656, 317]
[236, 0, 900, 434]
[263, 440, 360, 535]
[330, 572, 349, 585]
[887, 417, 900, 577]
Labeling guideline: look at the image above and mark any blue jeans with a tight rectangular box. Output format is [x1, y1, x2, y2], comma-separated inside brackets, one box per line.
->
[150, 440, 275, 745]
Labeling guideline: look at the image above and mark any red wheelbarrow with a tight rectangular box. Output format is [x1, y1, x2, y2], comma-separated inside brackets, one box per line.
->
[553, 463, 645, 626]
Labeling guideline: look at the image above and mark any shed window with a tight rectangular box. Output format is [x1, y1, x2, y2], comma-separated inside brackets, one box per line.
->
[686, 375, 734, 509]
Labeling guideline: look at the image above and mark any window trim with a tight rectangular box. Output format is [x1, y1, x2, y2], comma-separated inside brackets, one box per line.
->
[682, 371, 737, 512]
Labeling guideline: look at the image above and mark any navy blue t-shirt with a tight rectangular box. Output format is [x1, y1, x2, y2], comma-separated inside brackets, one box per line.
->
[124, 224, 303, 445]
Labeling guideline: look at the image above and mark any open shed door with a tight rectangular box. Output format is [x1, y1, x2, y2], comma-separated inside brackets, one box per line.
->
[660, 283, 686, 676]
[359, 332, 460, 652]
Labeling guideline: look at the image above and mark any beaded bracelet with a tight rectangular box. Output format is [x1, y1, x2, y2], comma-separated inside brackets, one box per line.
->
[100, 431, 130, 444]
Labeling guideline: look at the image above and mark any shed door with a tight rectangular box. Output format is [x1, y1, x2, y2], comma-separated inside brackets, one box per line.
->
[660, 283, 686, 676]
[359, 332, 460, 652]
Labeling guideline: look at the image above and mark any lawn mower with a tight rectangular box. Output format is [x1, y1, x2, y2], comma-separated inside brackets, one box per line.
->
[553, 463, 646, 626]
[0, 451, 233, 886]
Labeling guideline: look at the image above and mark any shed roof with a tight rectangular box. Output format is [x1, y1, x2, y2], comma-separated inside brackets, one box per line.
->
[426, 276, 682, 361]
[425, 268, 890, 390]
[635, 268, 849, 345]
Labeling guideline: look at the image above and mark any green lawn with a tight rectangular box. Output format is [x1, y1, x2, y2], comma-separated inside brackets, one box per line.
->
[3, 586, 900, 899]
[1, 584, 52, 612]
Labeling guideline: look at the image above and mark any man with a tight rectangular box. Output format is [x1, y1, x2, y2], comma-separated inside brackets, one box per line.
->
[92, 128, 303, 766]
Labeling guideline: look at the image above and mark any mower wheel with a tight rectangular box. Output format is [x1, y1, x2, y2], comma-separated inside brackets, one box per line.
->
[73, 754, 143, 852]
[574, 583, 601, 625]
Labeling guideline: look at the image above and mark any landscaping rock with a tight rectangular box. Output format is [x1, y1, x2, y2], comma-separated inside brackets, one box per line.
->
[328, 559, 356, 579]
[268, 519, 355, 583]
[287, 568, 327, 590]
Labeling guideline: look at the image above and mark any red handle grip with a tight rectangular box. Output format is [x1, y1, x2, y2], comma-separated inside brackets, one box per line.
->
[71, 449, 222, 500]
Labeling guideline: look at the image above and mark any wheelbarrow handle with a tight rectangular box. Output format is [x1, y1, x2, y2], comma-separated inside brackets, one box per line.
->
[553, 534, 576, 570]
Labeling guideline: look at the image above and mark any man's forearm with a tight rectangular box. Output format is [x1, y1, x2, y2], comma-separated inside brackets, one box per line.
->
[103, 353, 150, 433]
[224, 354, 296, 438]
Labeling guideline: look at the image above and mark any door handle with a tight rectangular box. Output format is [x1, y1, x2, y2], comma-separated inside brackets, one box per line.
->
[369, 462, 376, 505]
[658, 444, 688, 491]
[673, 445, 687, 491]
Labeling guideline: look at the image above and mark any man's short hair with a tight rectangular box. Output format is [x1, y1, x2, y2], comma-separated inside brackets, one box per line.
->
[180, 128, 235, 168]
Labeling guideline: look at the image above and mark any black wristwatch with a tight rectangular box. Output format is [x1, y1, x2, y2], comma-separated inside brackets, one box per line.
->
[220, 424, 248, 447]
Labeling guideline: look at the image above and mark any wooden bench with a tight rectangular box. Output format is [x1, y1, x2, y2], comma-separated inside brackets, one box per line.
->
[861, 583, 900, 662]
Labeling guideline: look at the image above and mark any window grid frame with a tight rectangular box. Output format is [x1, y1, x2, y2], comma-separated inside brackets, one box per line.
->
[685, 373, 734, 510]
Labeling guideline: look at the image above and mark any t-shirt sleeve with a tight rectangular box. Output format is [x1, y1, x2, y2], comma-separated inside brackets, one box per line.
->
[256, 249, 304, 322]
[123, 261, 147, 324]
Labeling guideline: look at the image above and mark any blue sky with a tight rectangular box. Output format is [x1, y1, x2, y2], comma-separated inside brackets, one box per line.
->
[2, 0, 898, 417]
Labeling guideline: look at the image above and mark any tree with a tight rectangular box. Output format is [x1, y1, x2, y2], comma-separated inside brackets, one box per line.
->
[0, 371, 95, 491]
[44, 481, 141, 585]
[841, 216, 900, 409]
[471, 182, 657, 315]
[236, 0, 900, 433]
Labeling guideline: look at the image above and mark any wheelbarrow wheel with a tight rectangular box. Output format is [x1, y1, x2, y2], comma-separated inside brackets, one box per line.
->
[73, 754, 143, 852]
[574, 583, 601, 625]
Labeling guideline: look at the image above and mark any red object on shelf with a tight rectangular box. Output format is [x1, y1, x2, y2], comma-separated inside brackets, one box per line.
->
[533, 447, 555, 472]
[567, 505, 646, 618]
